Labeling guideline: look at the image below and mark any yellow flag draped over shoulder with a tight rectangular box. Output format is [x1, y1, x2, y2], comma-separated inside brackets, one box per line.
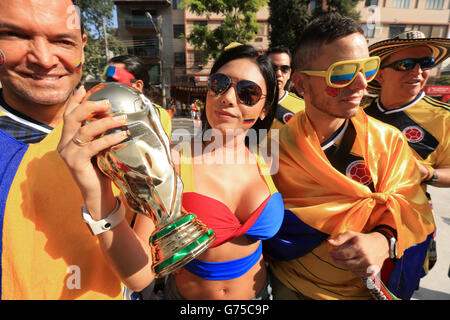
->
[272, 108, 435, 259]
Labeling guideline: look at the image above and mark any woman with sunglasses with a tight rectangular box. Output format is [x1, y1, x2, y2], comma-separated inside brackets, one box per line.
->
[104, 55, 172, 138]
[57, 44, 283, 300]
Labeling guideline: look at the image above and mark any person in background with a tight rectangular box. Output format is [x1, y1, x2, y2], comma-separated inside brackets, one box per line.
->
[267, 46, 305, 130]
[58, 44, 284, 300]
[363, 30, 450, 274]
[105, 54, 172, 138]
[264, 13, 435, 300]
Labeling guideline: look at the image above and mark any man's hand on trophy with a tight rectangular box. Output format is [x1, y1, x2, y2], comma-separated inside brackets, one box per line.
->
[57, 86, 129, 218]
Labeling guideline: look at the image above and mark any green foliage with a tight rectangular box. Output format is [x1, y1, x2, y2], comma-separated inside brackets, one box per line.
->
[313, 0, 361, 21]
[269, 0, 360, 55]
[73, 0, 126, 79]
[183, 0, 268, 62]
[436, 75, 450, 85]
[74, 0, 115, 33]
[83, 31, 127, 80]
[268, 0, 310, 54]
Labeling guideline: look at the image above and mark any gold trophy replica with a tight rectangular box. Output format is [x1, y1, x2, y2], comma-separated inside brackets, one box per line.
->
[83, 82, 215, 278]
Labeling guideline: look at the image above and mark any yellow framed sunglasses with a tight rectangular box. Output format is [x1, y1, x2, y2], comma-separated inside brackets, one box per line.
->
[300, 56, 380, 88]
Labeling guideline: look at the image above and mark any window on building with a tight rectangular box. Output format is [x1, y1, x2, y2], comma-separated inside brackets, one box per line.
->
[193, 51, 204, 65]
[416, 24, 448, 37]
[426, 0, 444, 9]
[173, 24, 185, 39]
[129, 36, 159, 57]
[365, 0, 379, 6]
[173, 0, 183, 10]
[389, 24, 406, 37]
[194, 20, 208, 27]
[393, 0, 410, 8]
[130, 10, 157, 28]
[257, 23, 266, 36]
[362, 24, 376, 38]
[174, 52, 186, 67]
[148, 64, 160, 85]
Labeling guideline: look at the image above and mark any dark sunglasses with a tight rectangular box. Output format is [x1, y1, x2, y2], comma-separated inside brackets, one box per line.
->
[381, 57, 436, 71]
[273, 64, 291, 74]
[208, 73, 266, 106]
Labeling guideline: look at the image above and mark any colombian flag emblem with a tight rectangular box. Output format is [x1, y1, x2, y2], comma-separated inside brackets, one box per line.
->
[74, 58, 83, 70]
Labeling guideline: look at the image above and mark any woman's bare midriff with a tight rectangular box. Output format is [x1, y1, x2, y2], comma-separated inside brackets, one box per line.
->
[174, 239, 267, 300]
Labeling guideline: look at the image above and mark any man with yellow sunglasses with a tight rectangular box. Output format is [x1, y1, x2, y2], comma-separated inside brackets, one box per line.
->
[264, 13, 435, 300]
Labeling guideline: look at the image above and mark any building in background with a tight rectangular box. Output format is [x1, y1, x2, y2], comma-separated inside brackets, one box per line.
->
[358, 0, 449, 83]
[114, 0, 174, 106]
[171, 3, 270, 103]
[112, 0, 449, 106]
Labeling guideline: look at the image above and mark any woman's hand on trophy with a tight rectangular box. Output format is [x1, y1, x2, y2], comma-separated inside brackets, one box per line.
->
[57, 86, 129, 218]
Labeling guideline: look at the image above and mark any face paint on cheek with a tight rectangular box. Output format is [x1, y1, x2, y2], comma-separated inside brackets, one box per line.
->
[74, 58, 83, 71]
[0, 49, 5, 66]
[243, 117, 256, 124]
[326, 86, 340, 97]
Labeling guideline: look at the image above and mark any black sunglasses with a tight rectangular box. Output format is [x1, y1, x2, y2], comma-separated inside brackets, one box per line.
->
[208, 73, 266, 106]
[381, 57, 436, 71]
[273, 65, 291, 74]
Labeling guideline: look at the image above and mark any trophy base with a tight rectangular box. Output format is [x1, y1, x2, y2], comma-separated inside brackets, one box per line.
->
[150, 214, 215, 278]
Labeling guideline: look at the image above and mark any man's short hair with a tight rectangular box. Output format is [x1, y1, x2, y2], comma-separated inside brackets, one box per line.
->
[267, 46, 292, 61]
[293, 13, 364, 71]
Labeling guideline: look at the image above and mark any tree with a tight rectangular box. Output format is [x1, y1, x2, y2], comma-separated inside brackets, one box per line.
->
[268, 0, 310, 54]
[268, 0, 361, 55]
[182, 0, 268, 63]
[313, 0, 361, 21]
[73, 0, 126, 79]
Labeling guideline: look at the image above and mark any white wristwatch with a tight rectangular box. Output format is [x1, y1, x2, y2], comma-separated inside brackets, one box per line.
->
[81, 197, 125, 235]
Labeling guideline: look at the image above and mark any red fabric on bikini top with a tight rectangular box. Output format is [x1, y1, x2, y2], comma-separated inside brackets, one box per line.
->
[182, 192, 270, 248]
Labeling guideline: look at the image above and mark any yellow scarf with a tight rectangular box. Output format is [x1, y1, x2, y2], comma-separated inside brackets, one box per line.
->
[273, 108, 435, 256]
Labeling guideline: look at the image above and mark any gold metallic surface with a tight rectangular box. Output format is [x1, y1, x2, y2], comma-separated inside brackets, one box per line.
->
[84, 82, 215, 277]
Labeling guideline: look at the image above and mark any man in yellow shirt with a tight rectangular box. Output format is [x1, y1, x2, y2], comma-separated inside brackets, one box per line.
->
[0, 0, 128, 299]
[362, 30, 450, 274]
[264, 13, 435, 300]
[267, 46, 305, 130]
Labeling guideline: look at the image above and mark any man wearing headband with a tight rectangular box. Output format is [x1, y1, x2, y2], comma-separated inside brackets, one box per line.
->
[0, 0, 128, 299]
[264, 13, 435, 300]
[104, 55, 172, 139]
[267, 46, 305, 130]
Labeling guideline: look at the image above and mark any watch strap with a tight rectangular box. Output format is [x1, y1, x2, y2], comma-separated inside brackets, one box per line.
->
[82, 197, 125, 235]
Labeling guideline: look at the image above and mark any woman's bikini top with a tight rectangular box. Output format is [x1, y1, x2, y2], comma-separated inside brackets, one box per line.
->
[178, 145, 284, 280]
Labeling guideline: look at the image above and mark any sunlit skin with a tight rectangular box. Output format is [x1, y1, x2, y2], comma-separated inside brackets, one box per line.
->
[0, 0, 87, 127]
[376, 46, 450, 187]
[268, 52, 291, 99]
[291, 32, 390, 277]
[205, 58, 268, 137]
[377, 46, 432, 110]
[292, 33, 369, 143]
[57, 56, 275, 299]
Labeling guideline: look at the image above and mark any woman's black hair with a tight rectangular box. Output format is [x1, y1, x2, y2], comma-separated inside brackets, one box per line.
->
[201, 44, 279, 143]
[108, 54, 162, 103]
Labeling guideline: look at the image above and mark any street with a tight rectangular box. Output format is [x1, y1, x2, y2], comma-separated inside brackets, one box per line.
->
[412, 186, 450, 300]
[170, 117, 449, 300]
